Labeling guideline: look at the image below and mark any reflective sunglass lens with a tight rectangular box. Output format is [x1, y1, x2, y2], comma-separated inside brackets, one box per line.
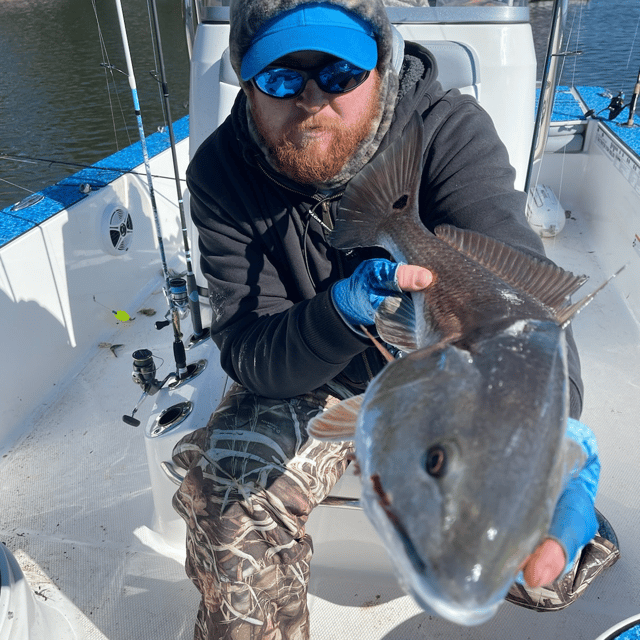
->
[318, 61, 368, 93]
[253, 60, 369, 98]
[254, 68, 303, 98]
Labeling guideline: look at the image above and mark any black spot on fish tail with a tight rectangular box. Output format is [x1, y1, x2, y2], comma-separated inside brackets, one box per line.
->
[330, 113, 424, 251]
[393, 194, 409, 210]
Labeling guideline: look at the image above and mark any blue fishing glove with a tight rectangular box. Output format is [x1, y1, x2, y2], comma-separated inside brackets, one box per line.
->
[547, 418, 600, 573]
[331, 258, 403, 327]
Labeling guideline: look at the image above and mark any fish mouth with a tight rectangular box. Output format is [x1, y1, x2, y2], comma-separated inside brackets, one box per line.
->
[370, 474, 507, 626]
[396, 521, 504, 624]
[387, 516, 506, 624]
[408, 583, 503, 626]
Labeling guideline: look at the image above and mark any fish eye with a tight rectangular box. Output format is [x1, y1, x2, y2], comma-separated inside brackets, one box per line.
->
[424, 445, 447, 478]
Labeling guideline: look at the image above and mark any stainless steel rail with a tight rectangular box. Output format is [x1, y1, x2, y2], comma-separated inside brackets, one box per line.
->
[524, 0, 569, 193]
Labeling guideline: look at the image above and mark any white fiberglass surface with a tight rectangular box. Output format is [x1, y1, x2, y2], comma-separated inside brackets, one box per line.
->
[0, 144, 638, 639]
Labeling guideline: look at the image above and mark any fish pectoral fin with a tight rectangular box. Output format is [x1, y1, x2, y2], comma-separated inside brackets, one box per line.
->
[375, 294, 419, 353]
[307, 395, 363, 441]
[434, 224, 589, 318]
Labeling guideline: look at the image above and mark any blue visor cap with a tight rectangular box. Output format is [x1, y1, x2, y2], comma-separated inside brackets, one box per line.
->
[241, 3, 378, 81]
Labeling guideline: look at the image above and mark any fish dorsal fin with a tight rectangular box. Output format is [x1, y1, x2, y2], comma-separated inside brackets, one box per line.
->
[307, 395, 363, 441]
[434, 224, 588, 321]
[375, 294, 419, 353]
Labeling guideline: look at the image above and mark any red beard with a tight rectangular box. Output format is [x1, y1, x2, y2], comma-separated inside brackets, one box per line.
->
[251, 77, 381, 185]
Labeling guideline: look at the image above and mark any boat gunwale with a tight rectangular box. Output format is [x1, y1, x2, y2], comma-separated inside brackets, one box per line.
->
[0, 116, 190, 250]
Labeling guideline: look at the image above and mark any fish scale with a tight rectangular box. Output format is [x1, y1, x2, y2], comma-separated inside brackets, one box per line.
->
[340, 183, 579, 352]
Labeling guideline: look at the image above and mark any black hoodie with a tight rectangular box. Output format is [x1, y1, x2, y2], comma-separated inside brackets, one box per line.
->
[187, 42, 584, 416]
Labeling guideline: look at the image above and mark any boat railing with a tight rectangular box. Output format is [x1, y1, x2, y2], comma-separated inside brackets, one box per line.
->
[525, 0, 569, 192]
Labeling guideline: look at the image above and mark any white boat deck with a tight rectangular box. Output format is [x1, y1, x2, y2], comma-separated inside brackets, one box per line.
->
[0, 290, 203, 639]
[1, 129, 639, 640]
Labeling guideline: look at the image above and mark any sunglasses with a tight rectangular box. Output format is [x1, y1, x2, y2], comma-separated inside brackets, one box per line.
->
[251, 59, 370, 99]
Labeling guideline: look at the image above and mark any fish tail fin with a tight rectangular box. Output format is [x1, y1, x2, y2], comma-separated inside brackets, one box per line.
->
[331, 112, 424, 251]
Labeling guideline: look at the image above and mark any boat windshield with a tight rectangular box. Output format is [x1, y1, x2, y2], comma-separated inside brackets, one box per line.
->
[386, 1, 527, 5]
[195, 0, 528, 7]
[189, 0, 529, 30]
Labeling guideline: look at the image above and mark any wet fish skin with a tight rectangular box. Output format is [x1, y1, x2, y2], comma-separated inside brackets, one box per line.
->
[332, 115, 587, 348]
[309, 113, 588, 624]
[356, 320, 572, 624]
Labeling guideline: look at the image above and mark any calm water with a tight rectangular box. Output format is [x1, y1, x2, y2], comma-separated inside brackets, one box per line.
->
[0, 0, 189, 210]
[1, 0, 639, 210]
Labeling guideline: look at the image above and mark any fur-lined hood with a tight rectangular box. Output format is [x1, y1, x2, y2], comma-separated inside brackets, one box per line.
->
[229, 0, 394, 82]
[228, 0, 399, 190]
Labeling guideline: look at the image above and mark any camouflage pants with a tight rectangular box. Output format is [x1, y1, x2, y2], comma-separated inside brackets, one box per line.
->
[172, 382, 355, 640]
[172, 384, 621, 640]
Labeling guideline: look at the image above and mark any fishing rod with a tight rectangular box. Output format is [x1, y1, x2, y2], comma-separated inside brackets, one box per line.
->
[622, 64, 640, 127]
[146, 0, 207, 346]
[583, 68, 640, 125]
[113, 0, 188, 386]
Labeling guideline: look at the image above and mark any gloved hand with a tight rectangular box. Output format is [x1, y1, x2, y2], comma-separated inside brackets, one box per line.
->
[331, 259, 432, 328]
[331, 259, 402, 327]
[547, 418, 600, 570]
[522, 418, 600, 587]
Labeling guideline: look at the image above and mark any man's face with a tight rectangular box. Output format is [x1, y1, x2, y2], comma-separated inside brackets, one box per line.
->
[247, 50, 382, 185]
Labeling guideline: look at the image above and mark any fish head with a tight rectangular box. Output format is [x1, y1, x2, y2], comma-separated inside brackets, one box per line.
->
[356, 319, 572, 625]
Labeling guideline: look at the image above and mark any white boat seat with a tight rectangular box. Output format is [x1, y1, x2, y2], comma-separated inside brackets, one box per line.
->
[219, 46, 239, 87]
[416, 40, 478, 94]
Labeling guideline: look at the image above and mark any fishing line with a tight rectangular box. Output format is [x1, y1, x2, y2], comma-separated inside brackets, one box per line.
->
[624, 10, 640, 74]
[551, 0, 584, 210]
[620, 10, 640, 126]
[564, 1, 582, 90]
[93, 296, 132, 322]
[145, 0, 207, 342]
[113, 0, 188, 379]
[91, 0, 133, 150]
[0, 153, 183, 183]
[145, 1, 168, 127]
[0, 176, 35, 195]
[91, 0, 117, 137]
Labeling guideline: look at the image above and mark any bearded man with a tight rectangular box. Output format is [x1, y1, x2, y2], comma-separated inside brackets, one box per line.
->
[172, 1, 614, 638]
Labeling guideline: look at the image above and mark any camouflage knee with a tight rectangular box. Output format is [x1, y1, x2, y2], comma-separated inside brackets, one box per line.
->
[172, 382, 355, 640]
